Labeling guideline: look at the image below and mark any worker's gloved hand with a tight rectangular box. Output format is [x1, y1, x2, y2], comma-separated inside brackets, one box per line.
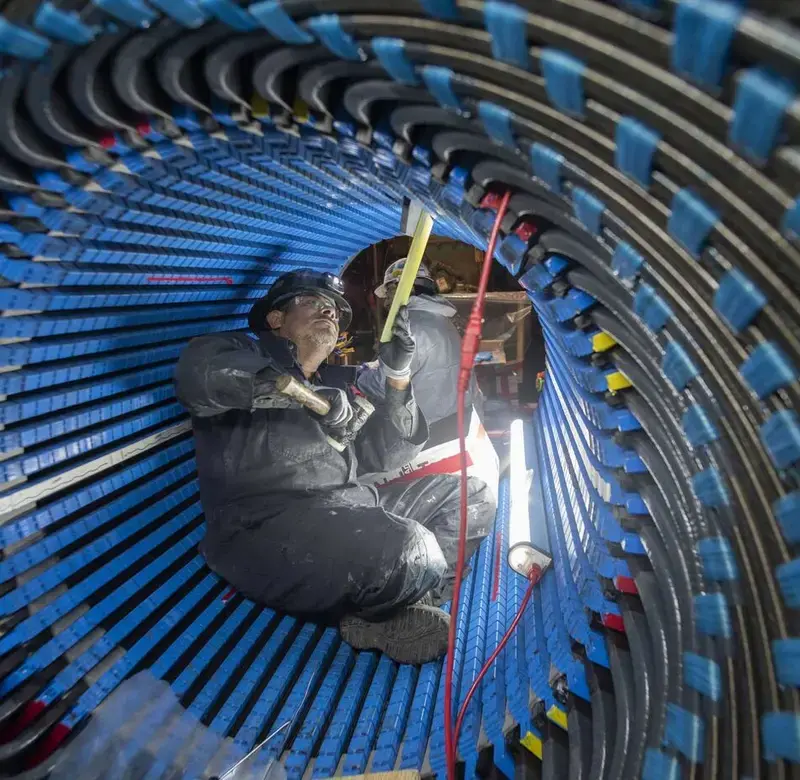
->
[379, 306, 415, 380]
[314, 386, 355, 430]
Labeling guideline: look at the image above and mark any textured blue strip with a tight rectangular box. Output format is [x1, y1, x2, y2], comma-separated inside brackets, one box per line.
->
[197, 0, 256, 29]
[373, 38, 419, 84]
[611, 241, 644, 282]
[615, 117, 660, 187]
[309, 14, 362, 60]
[572, 188, 605, 234]
[761, 410, 800, 470]
[671, 0, 742, 90]
[541, 49, 586, 117]
[668, 188, 719, 258]
[0, 16, 50, 58]
[762, 713, 800, 762]
[692, 469, 730, 509]
[249, 0, 313, 43]
[479, 102, 516, 147]
[531, 143, 564, 193]
[663, 340, 699, 391]
[740, 342, 798, 399]
[418, 0, 459, 18]
[642, 749, 681, 780]
[683, 652, 722, 701]
[773, 639, 800, 686]
[775, 492, 800, 545]
[695, 593, 732, 637]
[730, 68, 795, 162]
[422, 66, 462, 110]
[634, 283, 673, 332]
[34, 2, 98, 42]
[148, 0, 207, 26]
[484, 1, 529, 69]
[682, 405, 719, 448]
[698, 537, 739, 580]
[665, 703, 705, 762]
[776, 557, 800, 608]
[714, 268, 767, 332]
[783, 199, 800, 241]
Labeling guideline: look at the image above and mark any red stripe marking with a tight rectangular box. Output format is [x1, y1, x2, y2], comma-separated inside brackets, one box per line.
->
[491, 532, 502, 602]
[378, 451, 474, 486]
[99, 135, 115, 149]
[602, 613, 625, 633]
[222, 587, 237, 603]
[25, 723, 71, 768]
[1, 700, 46, 741]
[145, 275, 234, 284]
[479, 192, 502, 210]
[614, 575, 638, 595]
[514, 221, 538, 243]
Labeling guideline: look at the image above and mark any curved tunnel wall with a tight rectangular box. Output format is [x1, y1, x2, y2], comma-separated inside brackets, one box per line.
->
[0, 0, 798, 777]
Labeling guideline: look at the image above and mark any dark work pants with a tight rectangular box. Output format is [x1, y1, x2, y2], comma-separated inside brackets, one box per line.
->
[202, 474, 496, 622]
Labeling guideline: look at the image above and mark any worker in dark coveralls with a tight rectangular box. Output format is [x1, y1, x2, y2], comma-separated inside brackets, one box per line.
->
[175, 270, 495, 664]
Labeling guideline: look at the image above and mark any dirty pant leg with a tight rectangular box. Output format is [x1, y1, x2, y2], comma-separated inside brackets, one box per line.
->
[376, 474, 496, 602]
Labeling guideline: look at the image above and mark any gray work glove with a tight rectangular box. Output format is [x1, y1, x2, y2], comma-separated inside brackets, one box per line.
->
[314, 386, 355, 429]
[379, 306, 415, 380]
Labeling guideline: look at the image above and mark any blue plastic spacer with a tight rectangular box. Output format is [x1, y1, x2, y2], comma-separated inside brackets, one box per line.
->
[762, 713, 800, 762]
[775, 492, 800, 545]
[668, 188, 719, 258]
[309, 15, 362, 60]
[34, 2, 97, 43]
[739, 342, 798, 400]
[671, 0, 743, 90]
[683, 652, 722, 701]
[530, 143, 564, 193]
[148, 0, 207, 26]
[663, 340, 699, 391]
[633, 283, 673, 332]
[422, 66, 461, 111]
[615, 117, 660, 187]
[0, 17, 50, 59]
[540, 49, 586, 117]
[782, 199, 800, 241]
[92, 0, 158, 27]
[682, 405, 719, 448]
[729, 68, 795, 163]
[196, 0, 256, 30]
[484, 1, 529, 70]
[777, 557, 800, 608]
[695, 592, 732, 637]
[479, 102, 515, 147]
[714, 268, 767, 333]
[249, 0, 313, 43]
[418, 0, 459, 19]
[572, 188, 605, 235]
[372, 38, 418, 85]
[642, 749, 681, 780]
[665, 703, 705, 762]
[772, 638, 800, 687]
[698, 537, 739, 580]
[692, 469, 730, 509]
[611, 241, 644, 282]
[760, 410, 800, 470]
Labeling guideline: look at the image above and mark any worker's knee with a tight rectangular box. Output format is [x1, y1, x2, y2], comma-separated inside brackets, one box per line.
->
[465, 476, 497, 531]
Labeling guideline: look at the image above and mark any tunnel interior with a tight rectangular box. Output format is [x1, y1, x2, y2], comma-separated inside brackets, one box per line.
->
[0, 0, 798, 778]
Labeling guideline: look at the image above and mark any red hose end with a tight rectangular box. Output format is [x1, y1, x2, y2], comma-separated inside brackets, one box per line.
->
[528, 564, 543, 584]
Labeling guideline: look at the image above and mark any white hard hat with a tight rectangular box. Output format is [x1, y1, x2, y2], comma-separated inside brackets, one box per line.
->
[375, 258, 437, 298]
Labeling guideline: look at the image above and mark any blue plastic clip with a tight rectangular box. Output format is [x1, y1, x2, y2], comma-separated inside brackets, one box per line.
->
[418, 0, 459, 19]
[671, 0, 743, 90]
[531, 143, 564, 193]
[698, 537, 738, 580]
[714, 268, 767, 333]
[196, 0, 255, 30]
[309, 15, 362, 60]
[668, 188, 719, 258]
[372, 38, 418, 85]
[777, 557, 800, 608]
[540, 49, 586, 117]
[772, 638, 800, 687]
[692, 469, 730, 509]
[761, 410, 800, 470]
[739, 342, 798, 400]
[422, 66, 461, 111]
[762, 712, 800, 762]
[0, 17, 50, 59]
[615, 117, 660, 187]
[92, 0, 158, 27]
[572, 188, 605, 235]
[662, 340, 699, 391]
[695, 592, 732, 637]
[775, 492, 800, 545]
[683, 652, 722, 701]
[642, 749, 681, 780]
[665, 703, 705, 762]
[479, 102, 515, 147]
[729, 68, 795, 163]
[484, 1, 529, 70]
[249, 0, 312, 43]
[634, 283, 673, 332]
[682, 405, 718, 448]
[782, 199, 800, 241]
[611, 241, 644, 282]
[34, 3, 97, 43]
[148, 0, 207, 26]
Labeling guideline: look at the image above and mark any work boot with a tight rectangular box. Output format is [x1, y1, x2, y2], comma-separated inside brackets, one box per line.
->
[339, 603, 450, 665]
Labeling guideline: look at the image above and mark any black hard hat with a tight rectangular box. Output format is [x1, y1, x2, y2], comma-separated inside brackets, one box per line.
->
[248, 269, 352, 333]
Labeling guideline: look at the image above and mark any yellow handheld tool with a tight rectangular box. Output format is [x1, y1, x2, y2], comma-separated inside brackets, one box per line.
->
[379, 210, 434, 343]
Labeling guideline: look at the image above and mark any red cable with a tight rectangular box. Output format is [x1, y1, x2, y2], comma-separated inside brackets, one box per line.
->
[444, 189, 513, 780]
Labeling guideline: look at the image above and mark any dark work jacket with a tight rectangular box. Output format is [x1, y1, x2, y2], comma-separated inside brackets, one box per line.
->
[174, 330, 429, 574]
